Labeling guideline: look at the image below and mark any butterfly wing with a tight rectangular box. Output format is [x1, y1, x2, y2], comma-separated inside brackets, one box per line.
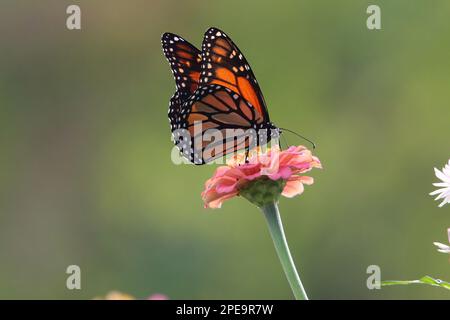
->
[199, 27, 270, 122]
[161, 33, 202, 131]
[174, 84, 267, 164]
[161, 32, 202, 94]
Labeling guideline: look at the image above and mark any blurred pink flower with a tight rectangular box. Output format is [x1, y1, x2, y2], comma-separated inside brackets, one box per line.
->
[433, 228, 450, 254]
[147, 293, 169, 300]
[94, 291, 169, 300]
[201, 145, 321, 208]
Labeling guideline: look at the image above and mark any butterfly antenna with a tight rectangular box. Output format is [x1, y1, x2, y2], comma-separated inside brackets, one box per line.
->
[279, 127, 316, 149]
[280, 131, 289, 150]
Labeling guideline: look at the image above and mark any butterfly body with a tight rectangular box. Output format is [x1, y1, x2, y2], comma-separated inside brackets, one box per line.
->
[162, 28, 279, 164]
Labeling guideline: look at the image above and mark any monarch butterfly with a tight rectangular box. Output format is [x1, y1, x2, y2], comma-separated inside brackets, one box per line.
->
[162, 27, 279, 164]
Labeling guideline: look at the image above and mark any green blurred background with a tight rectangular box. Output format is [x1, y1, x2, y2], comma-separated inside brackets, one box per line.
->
[0, 0, 449, 299]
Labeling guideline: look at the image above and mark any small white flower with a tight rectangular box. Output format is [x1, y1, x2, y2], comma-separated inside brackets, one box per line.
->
[433, 228, 450, 254]
[429, 159, 450, 207]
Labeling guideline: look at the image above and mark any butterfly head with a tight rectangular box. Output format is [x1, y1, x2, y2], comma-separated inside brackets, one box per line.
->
[253, 121, 280, 145]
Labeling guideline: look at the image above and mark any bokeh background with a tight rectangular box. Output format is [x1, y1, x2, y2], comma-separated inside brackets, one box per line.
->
[0, 0, 449, 299]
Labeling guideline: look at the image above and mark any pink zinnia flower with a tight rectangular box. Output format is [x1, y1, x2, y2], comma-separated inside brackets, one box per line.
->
[201, 145, 321, 208]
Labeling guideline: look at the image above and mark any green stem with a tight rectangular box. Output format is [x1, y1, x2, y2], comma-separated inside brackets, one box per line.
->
[261, 202, 309, 300]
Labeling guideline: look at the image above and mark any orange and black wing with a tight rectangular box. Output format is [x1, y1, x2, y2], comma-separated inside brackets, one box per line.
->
[161, 32, 202, 95]
[161, 33, 202, 133]
[175, 84, 267, 164]
[199, 27, 270, 122]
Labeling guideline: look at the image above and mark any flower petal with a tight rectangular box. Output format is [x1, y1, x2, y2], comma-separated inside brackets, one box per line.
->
[433, 182, 450, 187]
[206, 191, 238, 209]
[281, 177, 305, 198]
[443, 162, 450, 176]
[267, 166, 292, 180]
[433, 242, 450, 250]
[430, 188, 448, 196]
[434, 168, 450, 183]
[298, 176, 314, 185]
[215, 177, 239, 194]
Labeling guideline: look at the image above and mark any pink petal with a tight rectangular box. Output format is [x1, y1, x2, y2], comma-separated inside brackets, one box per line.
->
[237, 163, 262, 180]
[281, 176, 314, 198]
[268, 166, 292, 180]
[215, 178, 238, 193]
[298, 176, 314, 185]
[282, 178, 305, 198]
[206, 191, 238, 208]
